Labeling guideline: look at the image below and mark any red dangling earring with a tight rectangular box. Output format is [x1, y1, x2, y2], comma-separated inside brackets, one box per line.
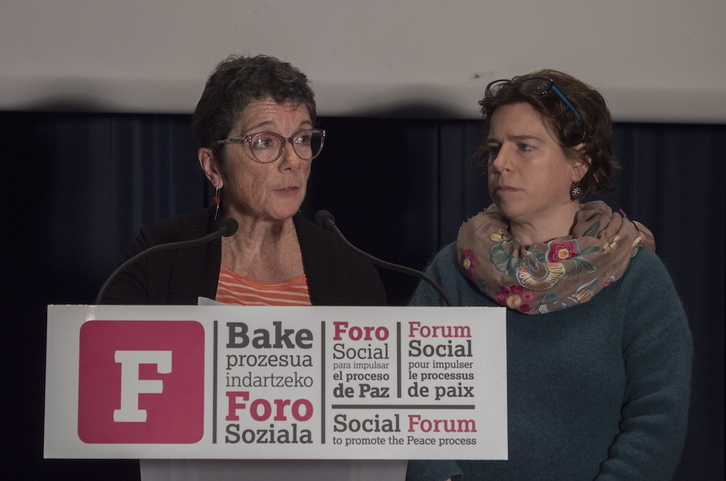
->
[213, 187, 221, 220]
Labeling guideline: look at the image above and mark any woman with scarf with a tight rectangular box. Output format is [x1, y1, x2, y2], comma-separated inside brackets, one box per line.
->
[406, 70, 692, 481]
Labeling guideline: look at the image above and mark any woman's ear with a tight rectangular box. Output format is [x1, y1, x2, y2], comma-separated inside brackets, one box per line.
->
[198, 148, 224, 189]
[571, 143, 591, 182]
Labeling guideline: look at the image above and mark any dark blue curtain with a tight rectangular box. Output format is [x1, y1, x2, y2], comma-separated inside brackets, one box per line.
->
[1, 111, 723, 480]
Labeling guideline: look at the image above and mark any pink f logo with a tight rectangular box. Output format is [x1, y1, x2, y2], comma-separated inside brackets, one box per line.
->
[78, 321, 204, 443]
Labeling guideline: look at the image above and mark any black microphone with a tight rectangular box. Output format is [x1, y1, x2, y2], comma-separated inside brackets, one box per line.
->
[314, 210, 454, 307]
[94, 217, 239, 304]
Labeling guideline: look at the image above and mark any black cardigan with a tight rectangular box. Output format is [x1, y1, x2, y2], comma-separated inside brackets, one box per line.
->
[101, 208, 386, 306]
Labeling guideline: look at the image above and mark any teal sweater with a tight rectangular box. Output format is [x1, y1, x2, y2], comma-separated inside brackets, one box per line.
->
[406, 243, 691, 481]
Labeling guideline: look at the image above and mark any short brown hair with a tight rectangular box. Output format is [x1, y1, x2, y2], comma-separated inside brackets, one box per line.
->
[192, 54, 317, 151]
[478, 69, 618, 194]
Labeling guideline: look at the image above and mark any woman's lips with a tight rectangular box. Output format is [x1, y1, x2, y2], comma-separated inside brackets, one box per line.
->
[496, 185, 519, 193]
[274, 186, 300, 195]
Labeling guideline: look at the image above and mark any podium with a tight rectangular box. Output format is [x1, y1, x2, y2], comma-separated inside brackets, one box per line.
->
[45, 305, 507, 462]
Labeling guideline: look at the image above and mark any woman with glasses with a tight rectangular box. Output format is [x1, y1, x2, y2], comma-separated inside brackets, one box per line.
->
[406, 70, 691, 480]
[101, 54, 385, 308]
[101, 56, 398, 480]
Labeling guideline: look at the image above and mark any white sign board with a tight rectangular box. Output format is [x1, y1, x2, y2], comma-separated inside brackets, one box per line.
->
[45, 305, 507, 460]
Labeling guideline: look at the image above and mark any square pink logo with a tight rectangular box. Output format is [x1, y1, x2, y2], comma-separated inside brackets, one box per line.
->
[78, 320, 205, 443]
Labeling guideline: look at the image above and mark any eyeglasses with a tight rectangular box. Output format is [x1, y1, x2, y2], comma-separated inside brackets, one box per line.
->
[216, 128, 325, 164]
[485, 77, 585, 124]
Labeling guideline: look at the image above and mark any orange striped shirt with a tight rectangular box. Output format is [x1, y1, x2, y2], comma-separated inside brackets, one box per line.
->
[215, 267, 312, 306]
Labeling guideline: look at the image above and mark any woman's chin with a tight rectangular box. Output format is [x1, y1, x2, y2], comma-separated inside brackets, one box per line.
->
[265, 203, 304, 222]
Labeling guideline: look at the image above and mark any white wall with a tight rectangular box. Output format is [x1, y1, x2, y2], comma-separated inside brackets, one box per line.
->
[2, 0, 724, 122]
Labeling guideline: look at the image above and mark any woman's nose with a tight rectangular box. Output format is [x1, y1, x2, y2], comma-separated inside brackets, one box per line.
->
[490, 147, 511, 173]
[278, 142, 303, 169]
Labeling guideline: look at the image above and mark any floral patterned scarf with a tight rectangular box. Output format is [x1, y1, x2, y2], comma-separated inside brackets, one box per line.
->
[456, 201, 655, 314]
